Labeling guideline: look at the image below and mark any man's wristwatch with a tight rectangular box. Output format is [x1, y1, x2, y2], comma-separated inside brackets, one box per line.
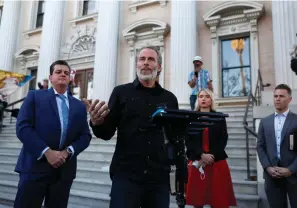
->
[66, 147, 73, 159]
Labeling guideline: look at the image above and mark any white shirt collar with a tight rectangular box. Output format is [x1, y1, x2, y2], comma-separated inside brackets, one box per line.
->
[275, 109, 289, 117]
[53, 88, 68, 99]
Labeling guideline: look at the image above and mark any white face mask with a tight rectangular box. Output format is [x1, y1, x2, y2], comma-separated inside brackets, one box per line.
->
[199, 166, 205, 180]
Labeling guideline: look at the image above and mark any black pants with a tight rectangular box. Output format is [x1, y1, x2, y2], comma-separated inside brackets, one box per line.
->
[109, 175, 170, 208]
[190, 95, 197, 110]
[14, 173, 73, 208]
[265, 176, 297, 208]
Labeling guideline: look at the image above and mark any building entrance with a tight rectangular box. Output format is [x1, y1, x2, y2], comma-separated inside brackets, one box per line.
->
[72, 69, 93, 100]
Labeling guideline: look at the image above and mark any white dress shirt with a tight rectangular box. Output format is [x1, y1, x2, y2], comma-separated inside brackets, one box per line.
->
[274, 109, 289, 160]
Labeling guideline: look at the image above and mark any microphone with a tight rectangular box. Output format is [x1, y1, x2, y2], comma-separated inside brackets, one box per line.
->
[194, 71, 198, 78]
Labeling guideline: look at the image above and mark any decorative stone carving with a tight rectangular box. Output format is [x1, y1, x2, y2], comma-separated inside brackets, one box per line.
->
[129, 1, 168, 14]
[70, 36, 95, 54]
[61, 25, 97, 58]
[122, 19, 169, 47]
[203, 1, 264, 28]
[15, 47, 40, 72]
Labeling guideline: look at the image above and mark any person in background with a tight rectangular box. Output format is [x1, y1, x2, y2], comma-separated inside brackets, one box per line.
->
[84, 46, 179, 208]
[257, 84, 297, 208]
[186, 89, 236, 208]
[38, 78, 49, 90]
[188, 56, 213, 110]
[14, 60, 92, 208]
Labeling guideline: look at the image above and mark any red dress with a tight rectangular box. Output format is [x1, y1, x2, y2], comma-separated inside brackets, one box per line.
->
[186, 128, 237, 208]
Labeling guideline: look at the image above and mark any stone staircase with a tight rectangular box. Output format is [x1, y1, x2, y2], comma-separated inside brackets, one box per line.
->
[0, 105, 259, 208]
[216, 106, 259, 208]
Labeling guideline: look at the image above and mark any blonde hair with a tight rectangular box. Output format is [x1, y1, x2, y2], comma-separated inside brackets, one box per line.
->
[196, 89, 216, 112]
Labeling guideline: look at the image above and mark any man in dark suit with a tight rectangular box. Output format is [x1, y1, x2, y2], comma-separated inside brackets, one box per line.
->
[257, 84, 297, 208]
[14, 60, 92, 208]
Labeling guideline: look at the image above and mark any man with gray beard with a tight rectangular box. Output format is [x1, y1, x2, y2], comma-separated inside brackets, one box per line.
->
[83, 46, 179, 208]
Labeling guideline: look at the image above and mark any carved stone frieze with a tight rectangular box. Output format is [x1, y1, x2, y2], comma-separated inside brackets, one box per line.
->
[61, 25, 97, 58]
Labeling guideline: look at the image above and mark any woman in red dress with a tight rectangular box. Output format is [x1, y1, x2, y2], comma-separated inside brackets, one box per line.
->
[185, 89, 236, 208]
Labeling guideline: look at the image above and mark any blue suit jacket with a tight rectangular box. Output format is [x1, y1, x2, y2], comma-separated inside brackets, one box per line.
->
[15, 88, 92, 179]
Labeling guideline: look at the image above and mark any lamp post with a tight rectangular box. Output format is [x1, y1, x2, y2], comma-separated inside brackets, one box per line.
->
[231, 38, 247, 96]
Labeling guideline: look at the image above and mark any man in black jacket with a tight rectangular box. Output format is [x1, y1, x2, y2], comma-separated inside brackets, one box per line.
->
[84, 46, 179, 208]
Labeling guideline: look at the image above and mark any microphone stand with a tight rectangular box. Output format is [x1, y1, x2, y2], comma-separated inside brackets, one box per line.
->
[151, 107, 229, 208]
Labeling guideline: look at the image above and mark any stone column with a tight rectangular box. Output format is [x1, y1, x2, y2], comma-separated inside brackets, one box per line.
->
[0, 0, 21, 71]
[272, 1, 297, 88]
[37, 1, 65, 83]
[92, 1, 120, 101]
[170, 0, 197, 107]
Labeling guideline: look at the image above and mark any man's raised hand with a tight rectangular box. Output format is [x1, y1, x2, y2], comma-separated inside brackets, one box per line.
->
[83, 98, 110, 126]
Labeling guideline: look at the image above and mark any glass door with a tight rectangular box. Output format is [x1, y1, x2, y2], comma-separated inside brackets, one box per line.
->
[86, 70, 93, 101]
[72, 69, 93, 100]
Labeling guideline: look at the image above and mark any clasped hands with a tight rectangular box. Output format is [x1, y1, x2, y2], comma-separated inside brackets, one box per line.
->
[83, 99, 110, 126]
[266, 166, 293, 178]
[193, 153, 214, 168]
[44, 149, 69, 168]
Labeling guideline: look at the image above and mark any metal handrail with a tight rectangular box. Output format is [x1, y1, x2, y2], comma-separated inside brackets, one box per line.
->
[242, 69, 270, 180]
[0, 97, 26, 133]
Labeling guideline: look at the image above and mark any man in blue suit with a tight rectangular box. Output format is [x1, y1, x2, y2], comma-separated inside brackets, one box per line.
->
[14, 60, 92, 208]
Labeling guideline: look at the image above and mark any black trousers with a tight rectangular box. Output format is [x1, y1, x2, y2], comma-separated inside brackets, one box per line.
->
[265, 176, 297, 208]
[14, 173, 73, 208]
[190, 95, 197, 110]
[109, 175, 170, 208]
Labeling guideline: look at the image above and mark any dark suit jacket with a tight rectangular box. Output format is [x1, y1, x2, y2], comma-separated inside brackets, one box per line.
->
[257, 111, 297, 183]
[186, 114, 228, 162]
[15, 88, 92, 180]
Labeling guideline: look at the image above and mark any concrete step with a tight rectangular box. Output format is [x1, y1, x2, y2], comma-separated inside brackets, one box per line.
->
[0, 204, 12, 208]
[0, 154, 258, 180]
[0, 178, 259, 208]
[229, 165, 257, 180]
[72, 177, 258, 197]
[228, 137, 256, 146]
[227, 155, 257, 169]
[0, 178, 190, 208]
[0, 163, 257, 188]
[226, 116, 253, 122]
[0, 136, 258, 148]
[0, 145, 255, 163]
[0, 147, 115, 162]
[226, 145, 256, 156]
[228, 128, 257, 135]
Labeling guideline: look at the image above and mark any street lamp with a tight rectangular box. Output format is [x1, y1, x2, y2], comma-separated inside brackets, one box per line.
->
[231, 38, 247, 96]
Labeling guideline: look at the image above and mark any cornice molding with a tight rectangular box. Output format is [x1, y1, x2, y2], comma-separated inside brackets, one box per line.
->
[203, 1, 264, 28]
[122, 19, 170, 48]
